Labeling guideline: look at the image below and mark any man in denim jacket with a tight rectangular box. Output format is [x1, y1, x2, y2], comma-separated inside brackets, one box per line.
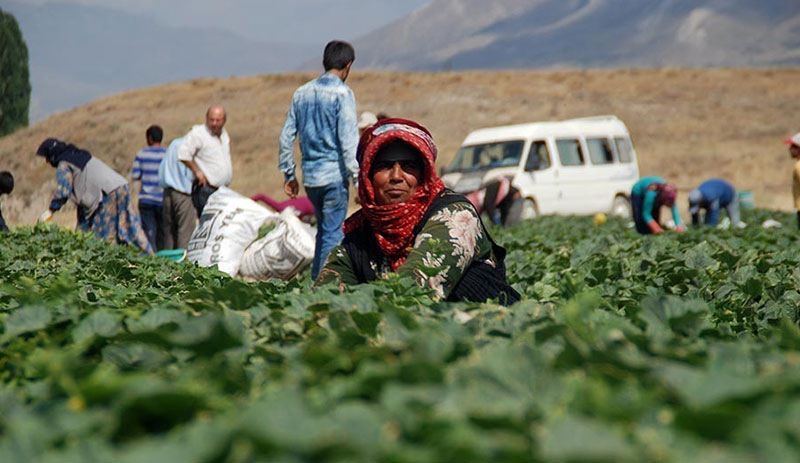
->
[278, 40, 359, 279]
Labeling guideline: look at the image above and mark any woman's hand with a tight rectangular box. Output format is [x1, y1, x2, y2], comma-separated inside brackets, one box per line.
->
[647, 219, 664, 234]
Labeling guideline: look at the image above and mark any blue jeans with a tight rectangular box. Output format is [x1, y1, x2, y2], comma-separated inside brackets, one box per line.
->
[306, 182, 349, 280]
[631, 193, 660, 235]
[138, 202, 164, 251]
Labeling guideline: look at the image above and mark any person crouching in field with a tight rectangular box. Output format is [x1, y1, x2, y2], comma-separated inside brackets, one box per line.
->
[464, 176, 523, 227]
[787, 132, 800, 229]
[36, 138, 153, 254]
[687, 178, 744, 228]
[631, 176, 685, 235]
[0, 171, 13, 232]
[315, 118, 520, 305]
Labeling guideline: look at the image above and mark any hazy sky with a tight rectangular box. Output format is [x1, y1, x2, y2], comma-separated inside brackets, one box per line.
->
[15, 0, 435, 44]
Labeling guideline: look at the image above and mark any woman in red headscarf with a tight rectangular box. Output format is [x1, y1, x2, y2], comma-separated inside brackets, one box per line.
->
[316, 118, 519, 305]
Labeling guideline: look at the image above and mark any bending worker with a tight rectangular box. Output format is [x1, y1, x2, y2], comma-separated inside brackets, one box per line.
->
[631, 176, 685, 235]
[36, 138, 153, 254]
[316, 118, 519, 305]
[465, 176, 522, 227]
[687, 178, 743, 227]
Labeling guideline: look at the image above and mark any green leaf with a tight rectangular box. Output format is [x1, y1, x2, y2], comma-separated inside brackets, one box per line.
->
[115, 420, 232, 463]
[3, 305, 52, 337]
[683, 244, 719, 271]
[537, 413, 640, 462]
[126, 307, 184, 333]
[101, 343, 170, 370]
[72, 309, 122, 343]
[654, 360, 772, 410]
[241, 388, 324, 451]
[639, 296, 714, 343]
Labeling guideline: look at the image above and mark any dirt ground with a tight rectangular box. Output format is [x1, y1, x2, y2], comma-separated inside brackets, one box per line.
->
[1, 68, 799, 227]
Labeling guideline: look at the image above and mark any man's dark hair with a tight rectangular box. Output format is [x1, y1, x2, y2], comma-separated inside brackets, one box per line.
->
[323, 40, 355, 71]
[146, 125, 163, 143]
[0, 171, 14, 195]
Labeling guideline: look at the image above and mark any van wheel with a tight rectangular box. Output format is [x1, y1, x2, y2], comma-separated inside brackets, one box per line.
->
[611, 195, 631, 218]
[520, 199, 538, 220]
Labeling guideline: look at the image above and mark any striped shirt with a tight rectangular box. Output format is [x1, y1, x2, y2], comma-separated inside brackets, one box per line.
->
[131, 146, 166, 206]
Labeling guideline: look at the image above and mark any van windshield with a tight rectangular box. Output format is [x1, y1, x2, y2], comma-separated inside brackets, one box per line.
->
[448, 140, 524, 173]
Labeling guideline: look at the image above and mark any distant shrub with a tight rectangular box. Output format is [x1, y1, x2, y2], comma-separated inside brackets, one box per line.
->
[0, 9, 31, 136]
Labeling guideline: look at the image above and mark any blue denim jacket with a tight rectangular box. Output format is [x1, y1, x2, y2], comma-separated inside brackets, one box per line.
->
[279, 73, 359, 188]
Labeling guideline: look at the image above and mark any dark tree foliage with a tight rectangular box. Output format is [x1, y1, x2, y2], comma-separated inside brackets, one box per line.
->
[0, 9, 31, 136]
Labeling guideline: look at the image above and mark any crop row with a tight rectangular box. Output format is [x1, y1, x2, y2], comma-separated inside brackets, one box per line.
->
[0, 211, 798, 462]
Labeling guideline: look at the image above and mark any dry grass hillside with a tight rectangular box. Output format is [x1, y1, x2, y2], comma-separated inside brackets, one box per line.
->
[1, 68, 799, 227]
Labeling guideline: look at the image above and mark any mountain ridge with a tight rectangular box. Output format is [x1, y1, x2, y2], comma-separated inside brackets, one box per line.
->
[353, 0, 800, 70]
[3, 1, 315, 121]
[7, 0, 800, 121]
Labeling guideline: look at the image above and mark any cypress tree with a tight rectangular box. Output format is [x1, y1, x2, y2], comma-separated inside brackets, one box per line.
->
[0, 9, 31, 136]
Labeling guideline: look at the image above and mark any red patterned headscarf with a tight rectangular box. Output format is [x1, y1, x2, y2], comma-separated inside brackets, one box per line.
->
[344, 118, 445, 269]
[657, 182, 677, 207]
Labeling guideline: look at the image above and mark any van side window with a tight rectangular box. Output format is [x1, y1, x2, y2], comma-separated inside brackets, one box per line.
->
[525, 141, 551, 171]
[556, 139, 584, 166]
[587, 138, 614, 165]
[615, 137, 634, 163]
[449, 141, 524, 172]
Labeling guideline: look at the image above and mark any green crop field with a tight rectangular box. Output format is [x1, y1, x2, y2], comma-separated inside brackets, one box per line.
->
[2, 210, 800, 462]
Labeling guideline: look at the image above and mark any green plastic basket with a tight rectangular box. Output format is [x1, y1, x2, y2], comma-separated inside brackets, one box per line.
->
[156, 248, 186, 262]
[738, 191, 755, 210]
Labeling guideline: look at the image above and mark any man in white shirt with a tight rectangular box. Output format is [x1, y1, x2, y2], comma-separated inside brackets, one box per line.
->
[178, 105, 232, 214]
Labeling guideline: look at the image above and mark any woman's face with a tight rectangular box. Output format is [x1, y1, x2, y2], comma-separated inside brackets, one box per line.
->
[370, 143, 423, 205]
[790, 144, 800, 160]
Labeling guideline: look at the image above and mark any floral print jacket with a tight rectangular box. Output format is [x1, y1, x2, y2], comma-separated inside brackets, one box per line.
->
[317, 201, 498, 300]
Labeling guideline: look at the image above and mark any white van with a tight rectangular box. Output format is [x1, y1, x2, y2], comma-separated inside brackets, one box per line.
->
[441, 115, 640, 219]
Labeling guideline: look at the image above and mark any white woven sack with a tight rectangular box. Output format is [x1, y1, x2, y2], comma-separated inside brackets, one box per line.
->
[238, 208, 316, 281]
[186, 186, 277, 276]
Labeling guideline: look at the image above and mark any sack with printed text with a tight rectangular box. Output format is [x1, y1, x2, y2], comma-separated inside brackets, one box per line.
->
[238, 208, 316, 281]
[186, 187, 277, 276]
